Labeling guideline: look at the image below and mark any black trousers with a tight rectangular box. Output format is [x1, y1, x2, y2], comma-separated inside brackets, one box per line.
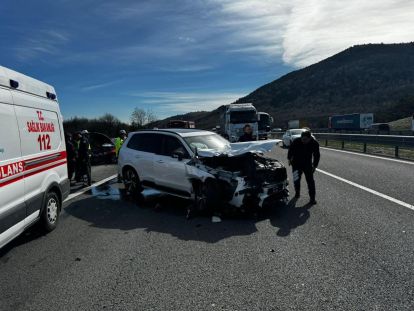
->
[76, 158, 91, 184]
[67, 160, 75, 180]
[292, 166, 315, 199]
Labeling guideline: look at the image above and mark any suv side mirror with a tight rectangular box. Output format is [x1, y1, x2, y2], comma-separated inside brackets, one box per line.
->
[172, 150, 185, 161]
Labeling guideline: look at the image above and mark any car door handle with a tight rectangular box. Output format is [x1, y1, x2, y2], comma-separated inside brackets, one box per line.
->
[135, 155, 140, 159]
[156, 160, 164, 163]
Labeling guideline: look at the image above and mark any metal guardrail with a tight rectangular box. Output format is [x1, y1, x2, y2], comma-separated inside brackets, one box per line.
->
[313, 133, 414, 158]
[312, 128, 414, 136]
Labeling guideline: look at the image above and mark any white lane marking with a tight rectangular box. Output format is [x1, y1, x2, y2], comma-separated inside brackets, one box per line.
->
[64, 174, 118, 203]
[317, 168, 414, 211]
[320, 147, 414, 166]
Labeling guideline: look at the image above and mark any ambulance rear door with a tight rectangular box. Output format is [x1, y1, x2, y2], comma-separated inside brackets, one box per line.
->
[12, 91, 65, 218]
[0, 86, 26, 236]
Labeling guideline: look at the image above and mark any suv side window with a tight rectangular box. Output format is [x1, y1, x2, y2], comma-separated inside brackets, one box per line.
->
[160, 135, 189, 158]
[127, 133, 161, 154]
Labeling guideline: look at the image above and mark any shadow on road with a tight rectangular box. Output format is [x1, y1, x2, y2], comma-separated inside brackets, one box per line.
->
[269, 198, 313, 237]
[0, 225, 46, 259]
[63, 181, 314, 243]
[1, 181, 315, 257]
[64, 183, 260, 243]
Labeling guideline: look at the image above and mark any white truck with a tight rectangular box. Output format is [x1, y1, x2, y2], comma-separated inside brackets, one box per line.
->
[257, 112, 273, 140]
[412, 114, 414, 132]
[219, 103, 258, 142]
[288, 119, 308, 129]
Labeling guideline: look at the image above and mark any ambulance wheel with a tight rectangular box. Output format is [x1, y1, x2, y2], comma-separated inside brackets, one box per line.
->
[123, 167, 143, 196]
[41, 191, 60, 232]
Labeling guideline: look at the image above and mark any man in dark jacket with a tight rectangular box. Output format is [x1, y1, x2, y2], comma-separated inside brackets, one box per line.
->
[238, 124, 255, 142]
[65, 133, 76, 182]
[287, 130, 320, 204]
[76, 130, 92, 186]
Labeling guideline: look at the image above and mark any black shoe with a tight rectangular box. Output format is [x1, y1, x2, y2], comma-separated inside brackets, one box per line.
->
[309, 199, 317, 205]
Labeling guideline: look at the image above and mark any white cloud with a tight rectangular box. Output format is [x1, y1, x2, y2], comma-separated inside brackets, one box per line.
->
[18, 1, 414, 70]
[212, 0, 291, 59]
[81, 80, 122, 91]
[282, 0, 414, 67]
[211, 0, 414, 67]
[127, 91, 246, 117]
[14, 30, 69, 61]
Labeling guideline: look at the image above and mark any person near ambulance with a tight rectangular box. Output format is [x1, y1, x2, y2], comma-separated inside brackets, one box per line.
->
[65, 133, 76, 183]
[115, 130, 127, 157]
[75, 130, 92, 185]
[73, 131, 81, 179]
[287, 129, 320, 205]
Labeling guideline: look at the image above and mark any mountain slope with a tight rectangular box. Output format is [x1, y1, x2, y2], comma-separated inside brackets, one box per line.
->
[153, 43, 414, 129]
[237, 43, 414, 127]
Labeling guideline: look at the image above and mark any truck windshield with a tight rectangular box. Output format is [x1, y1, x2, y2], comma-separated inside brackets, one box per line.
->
[184, 134, 230, 153]
[230, 110, 257, 124]
[258, 114, 271, 130]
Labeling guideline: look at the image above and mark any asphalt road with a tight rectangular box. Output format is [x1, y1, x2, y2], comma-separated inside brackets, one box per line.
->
[1, 149, 413, 311]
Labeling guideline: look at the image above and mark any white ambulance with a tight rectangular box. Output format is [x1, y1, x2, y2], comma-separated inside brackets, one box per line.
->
[0, 65, 69, 248]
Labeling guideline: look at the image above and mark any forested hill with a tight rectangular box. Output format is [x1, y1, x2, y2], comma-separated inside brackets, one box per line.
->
[237, 43, 414, 127]
[153, 43, 414, 129]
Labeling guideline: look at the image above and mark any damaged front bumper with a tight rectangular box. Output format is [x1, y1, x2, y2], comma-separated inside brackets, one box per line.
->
[229, 178, 289, 209]
[187, 150, 289, 211]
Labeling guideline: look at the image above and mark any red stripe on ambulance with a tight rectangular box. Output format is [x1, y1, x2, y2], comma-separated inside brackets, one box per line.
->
[0, 152, 67, 187]
[0, 161, 25, 180]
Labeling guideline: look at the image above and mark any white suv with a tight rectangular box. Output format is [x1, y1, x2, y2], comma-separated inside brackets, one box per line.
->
[118, 129, 288, 213]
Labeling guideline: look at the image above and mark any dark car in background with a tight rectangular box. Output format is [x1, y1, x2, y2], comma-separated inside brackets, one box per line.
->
[366, 123, 390, 134]
[89, 132, 116, 164]
[167, 120, 196, 128]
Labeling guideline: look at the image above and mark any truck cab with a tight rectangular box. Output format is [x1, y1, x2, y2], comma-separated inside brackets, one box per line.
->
[220, 103, 258, 142]
[257, 112, 273, 140]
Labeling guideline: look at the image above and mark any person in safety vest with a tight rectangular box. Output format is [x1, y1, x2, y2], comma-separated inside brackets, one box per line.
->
[115, 130, 127, 158]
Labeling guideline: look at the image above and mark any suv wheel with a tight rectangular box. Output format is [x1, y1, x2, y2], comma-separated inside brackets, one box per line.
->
[123, 167, 143, 195]
[195, 179, 219, 212]
[41, 191, 60, 232]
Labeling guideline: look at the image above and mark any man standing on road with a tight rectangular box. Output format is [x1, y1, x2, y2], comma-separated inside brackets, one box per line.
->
[287, 129, 320, 204]
[115, 130, 127, 158]
[76, 130, 92, 186]
[65, 133, 76, 183]
[238, 124, 255, 142]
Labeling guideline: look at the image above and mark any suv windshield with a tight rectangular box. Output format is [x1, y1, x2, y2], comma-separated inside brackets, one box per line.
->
[184, 134, 230, 153]
[290, 129, 305, 135]
[230, 110, 257, 124]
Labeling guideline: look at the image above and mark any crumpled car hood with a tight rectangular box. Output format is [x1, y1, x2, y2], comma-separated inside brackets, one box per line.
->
[197, 139, 281, 157]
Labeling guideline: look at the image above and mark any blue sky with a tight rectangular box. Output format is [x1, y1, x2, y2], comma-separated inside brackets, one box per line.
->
[1, 0, 414, 122]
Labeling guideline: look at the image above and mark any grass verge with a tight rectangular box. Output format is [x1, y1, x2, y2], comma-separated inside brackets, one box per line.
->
[322, 140, 414, 161]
